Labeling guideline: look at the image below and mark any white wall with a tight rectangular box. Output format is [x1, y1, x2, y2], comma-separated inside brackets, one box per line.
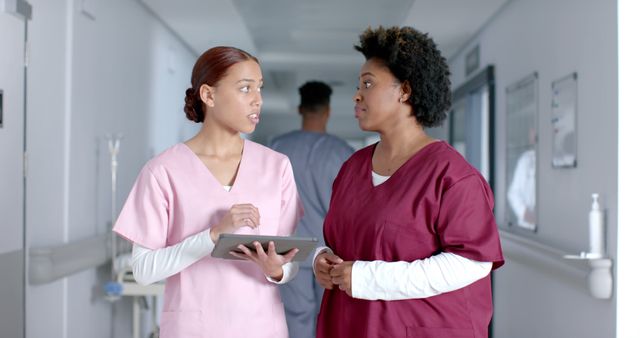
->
[25, 0, 196, 337]
[447, 0, 617, 337]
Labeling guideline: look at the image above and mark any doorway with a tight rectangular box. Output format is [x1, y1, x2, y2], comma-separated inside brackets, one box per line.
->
[0, 1, 31, 337]
[449, 65, 495, 187]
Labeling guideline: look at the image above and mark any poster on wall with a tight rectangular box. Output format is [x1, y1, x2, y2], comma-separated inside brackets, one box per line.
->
[551, 73, 578, 168]
[505, 73, 538, 231]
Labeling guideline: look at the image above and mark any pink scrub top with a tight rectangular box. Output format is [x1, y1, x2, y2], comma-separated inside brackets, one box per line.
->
[113, 140, 303, 338]
[317, 141, 504, 338]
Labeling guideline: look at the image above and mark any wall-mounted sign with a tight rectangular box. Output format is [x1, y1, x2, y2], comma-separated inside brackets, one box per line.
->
[551, 73, 578, 168]
[465, 45, 480, 77]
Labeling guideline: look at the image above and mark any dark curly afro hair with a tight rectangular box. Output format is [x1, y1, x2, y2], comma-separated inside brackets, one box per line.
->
[354, 26, 451, 127]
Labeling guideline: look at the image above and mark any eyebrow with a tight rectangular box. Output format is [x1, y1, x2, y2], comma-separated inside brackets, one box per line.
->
[359, 72, 376, 78]
[236, 78, 263, 84]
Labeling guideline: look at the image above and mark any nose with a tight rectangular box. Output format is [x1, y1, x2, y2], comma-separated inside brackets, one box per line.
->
[353, 90, 361, 103]
[254, 91, 262, 107]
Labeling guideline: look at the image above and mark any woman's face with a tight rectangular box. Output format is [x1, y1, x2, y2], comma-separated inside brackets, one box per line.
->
[353, 58, 404, 132]
[206, 60, 263, 134]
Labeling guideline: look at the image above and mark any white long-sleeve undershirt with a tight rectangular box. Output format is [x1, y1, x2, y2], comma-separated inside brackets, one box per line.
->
[131, 229, 298, 286]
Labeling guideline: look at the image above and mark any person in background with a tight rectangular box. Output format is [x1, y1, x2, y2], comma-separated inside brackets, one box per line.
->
[508, 126, 537, 230]
[270, 81, 354, 338]
[113, 46, 303, 338]
[313, 26, 504, 338]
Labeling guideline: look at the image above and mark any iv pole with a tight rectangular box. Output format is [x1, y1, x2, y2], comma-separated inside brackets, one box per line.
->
[107, 133, 122, 281]
[103, 133, 123, 301]
[103, 133, 123, 338]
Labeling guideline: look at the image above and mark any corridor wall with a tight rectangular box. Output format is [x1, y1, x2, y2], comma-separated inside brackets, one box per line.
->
[24, 0, 196, 337]
[445, 0, 617, 337]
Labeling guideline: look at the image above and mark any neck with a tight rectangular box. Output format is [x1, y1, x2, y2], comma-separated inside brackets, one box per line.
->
[186, 119, 244, 157]
[377, 120, 430, 157]
[301, 116, 327, 133]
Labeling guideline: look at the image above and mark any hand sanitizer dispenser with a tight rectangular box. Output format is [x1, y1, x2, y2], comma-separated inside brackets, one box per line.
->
[563, 193, 612, 299]
[589, 194, 605, 258]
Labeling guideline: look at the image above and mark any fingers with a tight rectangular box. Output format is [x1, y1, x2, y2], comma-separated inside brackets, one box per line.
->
[315, 271, 334, 290]
[232, 212, 259, 229]
[324, 253, 344, 265]
[263, 242, 299, 264]
[235, 244, 256, 261]
[237, 242, 267, 262]
[281, 247, 299, 263]
[328, 262, 352, 295]
[314, 253, 341, 290]
[229, 204, 260, 228]
[228, 251, 249, 260]
[329, 263, 343, 278]
[315, 253, 343, 275]
[330, 261, 352, 278]
[232, 204, 260, 220]
[253, 241, 267, 258]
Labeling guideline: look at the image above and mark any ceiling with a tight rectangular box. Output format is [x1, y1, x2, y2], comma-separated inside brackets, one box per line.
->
[140, 0, 509, 115]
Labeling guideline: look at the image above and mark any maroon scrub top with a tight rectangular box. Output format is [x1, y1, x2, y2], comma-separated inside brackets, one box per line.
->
[317, 141, 504, 338]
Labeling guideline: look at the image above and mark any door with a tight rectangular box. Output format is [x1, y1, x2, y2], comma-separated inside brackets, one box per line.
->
[448, 66, 496, 337]
[0, 1, 30, 337]
[449, 66, 495, 186]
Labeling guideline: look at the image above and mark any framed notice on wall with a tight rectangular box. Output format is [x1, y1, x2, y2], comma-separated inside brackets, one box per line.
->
[551, 73, 578, 168]
[505, 73, 538, 232]
[0, 89, 4, 128]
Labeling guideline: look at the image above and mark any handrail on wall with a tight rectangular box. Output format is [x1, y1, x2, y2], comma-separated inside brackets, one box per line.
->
[29, 234, 111, 285]
[499, 230, 613, 299]
[29, 229, 612, 298]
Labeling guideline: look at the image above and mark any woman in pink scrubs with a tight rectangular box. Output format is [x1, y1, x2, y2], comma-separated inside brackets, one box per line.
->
[314, 27, 504, 338]
[113, 46, 303, 338]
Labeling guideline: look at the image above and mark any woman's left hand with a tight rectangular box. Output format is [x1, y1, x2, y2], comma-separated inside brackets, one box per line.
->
[230, 241, 299, 281]
[330, 261, 354, 297]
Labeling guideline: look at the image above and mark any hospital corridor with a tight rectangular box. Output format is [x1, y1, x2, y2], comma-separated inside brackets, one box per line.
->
[1, 0, 639, 337]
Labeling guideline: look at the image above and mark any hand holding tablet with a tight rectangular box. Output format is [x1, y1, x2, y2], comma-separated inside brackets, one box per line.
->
[211, 234, 318, 262]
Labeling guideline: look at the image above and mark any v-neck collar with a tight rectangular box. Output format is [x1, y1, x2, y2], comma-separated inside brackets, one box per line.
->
[180, 140, 248, 193]
[366, 140, 443, 189]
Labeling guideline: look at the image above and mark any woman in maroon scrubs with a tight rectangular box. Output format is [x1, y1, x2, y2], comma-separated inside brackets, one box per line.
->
[314, 26, 504, 338]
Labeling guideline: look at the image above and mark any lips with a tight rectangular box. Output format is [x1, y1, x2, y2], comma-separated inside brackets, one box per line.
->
[248, 113, 260, 124]
[354, 106, 366, 118]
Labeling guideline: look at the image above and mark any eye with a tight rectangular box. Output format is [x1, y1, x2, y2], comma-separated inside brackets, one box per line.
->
[357, 80, 372, 91]
[240, 86, 250, 93]
[257, 85, 263, 93]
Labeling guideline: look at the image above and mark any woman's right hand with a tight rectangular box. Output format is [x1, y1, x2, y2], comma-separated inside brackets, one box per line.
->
[314, 251, 344, 290]
[210, 204, 260, 243]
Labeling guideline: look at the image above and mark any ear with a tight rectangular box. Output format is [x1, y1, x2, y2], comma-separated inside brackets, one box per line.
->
[199, 84, 215, 107]
[400, 81, 412, 103]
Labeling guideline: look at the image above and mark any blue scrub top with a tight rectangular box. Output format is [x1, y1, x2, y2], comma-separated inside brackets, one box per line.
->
[270, 130, 354, 267]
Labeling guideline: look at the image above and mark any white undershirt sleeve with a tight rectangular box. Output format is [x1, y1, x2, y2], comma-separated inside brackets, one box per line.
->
[266, 261, 299, 284]
[351, 252, 492, 301]
[131, 229, 298, 286]
[312, 245, 491, 300]
[131, 228, 214, 286]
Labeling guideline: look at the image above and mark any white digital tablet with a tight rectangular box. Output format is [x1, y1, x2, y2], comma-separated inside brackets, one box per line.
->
[210, 234, 318, 261]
